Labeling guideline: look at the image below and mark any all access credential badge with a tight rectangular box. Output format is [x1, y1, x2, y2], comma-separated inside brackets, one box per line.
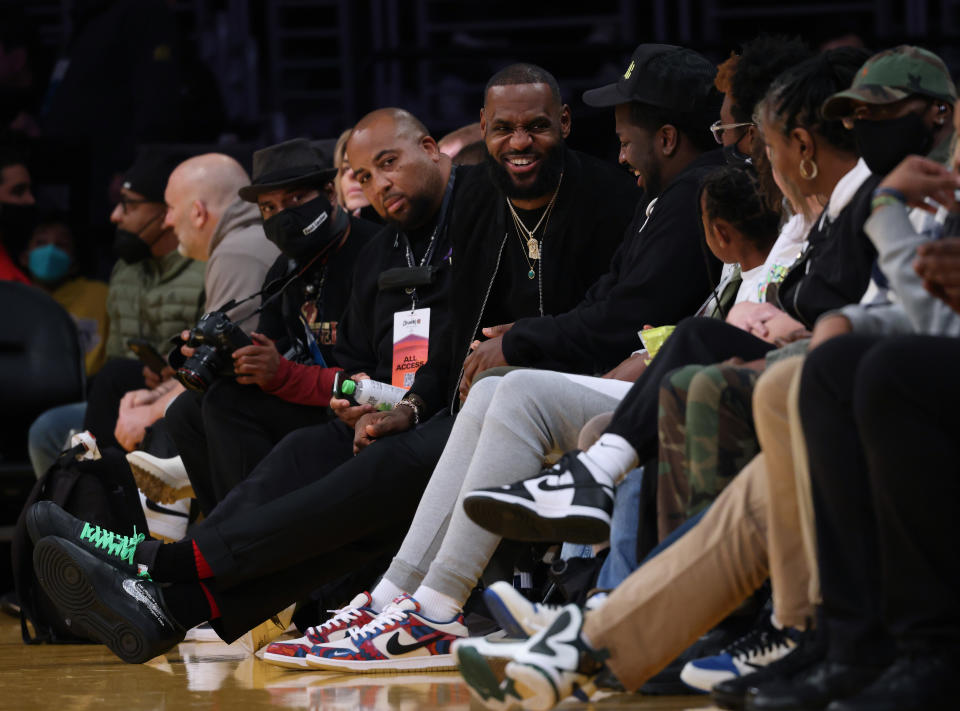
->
[392, 308, 430, 389]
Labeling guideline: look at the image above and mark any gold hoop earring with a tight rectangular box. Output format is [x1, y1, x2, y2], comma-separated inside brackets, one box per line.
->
[799, 157, 819, 180]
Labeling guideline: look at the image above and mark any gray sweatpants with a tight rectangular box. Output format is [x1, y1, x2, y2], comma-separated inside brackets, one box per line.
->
[383, 369, 632, 604]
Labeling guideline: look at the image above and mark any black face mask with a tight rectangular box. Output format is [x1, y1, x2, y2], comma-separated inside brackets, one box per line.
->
[113, 228, 153, 264]
[723, 143, 753, 168]
[853, 113, 935, 176]
[262, 194, 347, 263]
[0, 203, 37, 247]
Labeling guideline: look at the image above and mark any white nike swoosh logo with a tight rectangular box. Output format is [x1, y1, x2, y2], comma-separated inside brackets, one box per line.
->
[122, 578, 169, 627]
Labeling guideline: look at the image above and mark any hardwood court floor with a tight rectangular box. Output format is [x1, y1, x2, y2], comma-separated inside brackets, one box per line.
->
[0, 615, 722, 711]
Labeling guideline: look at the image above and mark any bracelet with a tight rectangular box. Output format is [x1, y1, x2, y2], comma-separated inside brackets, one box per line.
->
[871, 195, 903, 212]
[872, 186, 907, 203]
[395, 399, 420, 425]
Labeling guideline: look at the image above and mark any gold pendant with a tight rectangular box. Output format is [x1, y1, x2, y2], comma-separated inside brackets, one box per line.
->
[527, 238, 540, 260]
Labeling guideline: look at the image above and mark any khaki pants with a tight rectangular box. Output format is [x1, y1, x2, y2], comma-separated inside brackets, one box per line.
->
[583, 357, 818, 690]
[753, 356, 818, 625]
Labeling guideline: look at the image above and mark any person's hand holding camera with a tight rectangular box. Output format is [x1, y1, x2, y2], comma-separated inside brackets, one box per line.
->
[179, 329, 196, 359]
[232, 332, 281, 388]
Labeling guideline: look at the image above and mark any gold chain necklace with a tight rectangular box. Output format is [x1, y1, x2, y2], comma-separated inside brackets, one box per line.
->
[506, 171, 563, 279]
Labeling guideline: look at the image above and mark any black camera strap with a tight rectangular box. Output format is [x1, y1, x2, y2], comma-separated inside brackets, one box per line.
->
[214, 230, 335, 329]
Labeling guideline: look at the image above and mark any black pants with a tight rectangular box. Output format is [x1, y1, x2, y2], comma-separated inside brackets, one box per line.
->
[82, 358, 148, 450]
[800, 334, 960, 662]
[605, 317, 774, 460]
[165, 379, 330, 515]
[190, 412, 455, 641]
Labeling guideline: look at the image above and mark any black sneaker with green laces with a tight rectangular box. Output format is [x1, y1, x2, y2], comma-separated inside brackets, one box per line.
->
[33, 535, 184, 663]
[26, 501, 147, 575]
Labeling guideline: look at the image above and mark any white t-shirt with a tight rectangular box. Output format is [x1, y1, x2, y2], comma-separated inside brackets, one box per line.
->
[735, 263, 769, 305]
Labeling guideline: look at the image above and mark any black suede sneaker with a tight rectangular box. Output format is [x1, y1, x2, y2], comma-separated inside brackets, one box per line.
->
[463, 450, 614, 544]
[33, 536, 184, 663]
[27, 501, 147, 575]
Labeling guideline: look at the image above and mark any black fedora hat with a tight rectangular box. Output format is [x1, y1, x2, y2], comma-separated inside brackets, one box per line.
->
[238, 137, 338, 202]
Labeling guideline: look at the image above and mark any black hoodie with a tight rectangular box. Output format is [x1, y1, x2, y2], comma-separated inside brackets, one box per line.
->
[501, 149, 726, 374]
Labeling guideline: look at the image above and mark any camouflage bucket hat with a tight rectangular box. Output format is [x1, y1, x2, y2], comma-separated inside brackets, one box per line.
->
[822, 45, 957, 120]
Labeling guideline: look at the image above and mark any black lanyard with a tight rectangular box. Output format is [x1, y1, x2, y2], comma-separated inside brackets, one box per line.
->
[396, 165, 457, 308]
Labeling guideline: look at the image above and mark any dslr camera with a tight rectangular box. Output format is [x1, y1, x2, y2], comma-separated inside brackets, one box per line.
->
[175, 311, 252, 392]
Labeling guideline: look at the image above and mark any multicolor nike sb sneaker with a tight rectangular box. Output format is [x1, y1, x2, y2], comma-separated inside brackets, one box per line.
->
[304, 594, 467, 673]
[26, 500, 147, 575]
[463, 451, 614, 544]
[263, 592, 378, 669]
[456, 603, 605, 711]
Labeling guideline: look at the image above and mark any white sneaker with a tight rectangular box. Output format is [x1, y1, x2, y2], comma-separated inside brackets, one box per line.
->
[139, 491, 190, 542]
[453, 635, 529, 711]
[456, 604, 602, 711]
[483, 581, 563, 638]
[126, 451, 194, 503]
[463, 451, 614, 544]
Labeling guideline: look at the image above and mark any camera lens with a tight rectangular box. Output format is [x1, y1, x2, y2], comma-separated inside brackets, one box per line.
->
[176, 366, 209, 392]
[175, 345, 222, 392]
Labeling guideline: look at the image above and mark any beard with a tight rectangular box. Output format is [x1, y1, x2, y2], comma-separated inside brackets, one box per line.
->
[485, 142, 565, 200]
[637, 144, 663, 199]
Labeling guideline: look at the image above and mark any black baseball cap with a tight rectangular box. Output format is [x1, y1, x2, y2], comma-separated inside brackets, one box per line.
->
[583, 44, 718, 112]
[122, 146, 184, 203]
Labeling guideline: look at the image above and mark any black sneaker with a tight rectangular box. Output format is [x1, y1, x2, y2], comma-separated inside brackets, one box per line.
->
[825, 653, 956, 711]
[463, 450, 614, 544]
[33, 536, 184, 663]
[712, 627, 824, 710]
[26, 501, 146, 575]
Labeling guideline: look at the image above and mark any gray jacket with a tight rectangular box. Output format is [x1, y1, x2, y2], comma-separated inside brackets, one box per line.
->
[205, 198, 280, 333]
[836, 203, 960, 337]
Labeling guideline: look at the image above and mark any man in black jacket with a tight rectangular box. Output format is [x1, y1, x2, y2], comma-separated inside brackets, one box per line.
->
[26, 65, 639, 662]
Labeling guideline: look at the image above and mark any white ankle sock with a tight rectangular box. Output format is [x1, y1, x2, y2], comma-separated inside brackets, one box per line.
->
[579, 434, 638, 488]
[370, 579, 405, 613]
[411, 585, 461, 621]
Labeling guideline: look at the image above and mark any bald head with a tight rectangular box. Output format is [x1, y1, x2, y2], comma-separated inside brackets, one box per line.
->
[169, 154, 250, 212]
[164, 154, 251, 260]
[350, 108, 430, 148]
[346, 108, 450, 230]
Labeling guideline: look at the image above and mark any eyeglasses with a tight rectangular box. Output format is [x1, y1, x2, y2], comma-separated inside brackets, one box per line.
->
[117, 195, 155, 214]
[710, 120, 755, 145]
